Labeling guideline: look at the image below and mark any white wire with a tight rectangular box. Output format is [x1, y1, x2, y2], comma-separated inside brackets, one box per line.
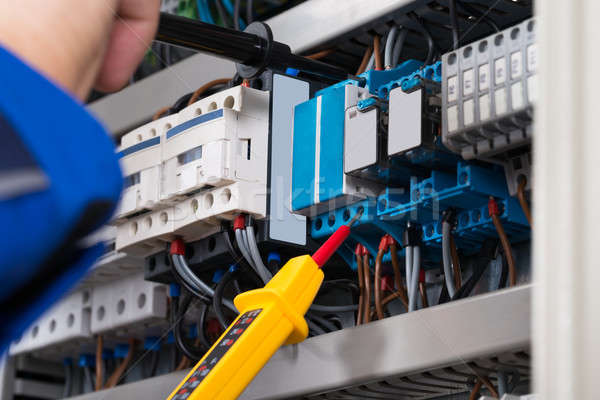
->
[391, 28, 408, 68]
[442, 221, 457, 298]
[384, 26, 399, 69]
[405, 245, 413, 305]
[409, 246, 421, 312]
[245, 225, 272, 284]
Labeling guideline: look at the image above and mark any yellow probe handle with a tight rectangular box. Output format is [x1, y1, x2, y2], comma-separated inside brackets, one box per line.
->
[167, 255, 324, 400]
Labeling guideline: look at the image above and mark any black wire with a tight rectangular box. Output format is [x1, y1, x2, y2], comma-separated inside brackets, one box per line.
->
[457, 1, 500, 33]
[197, 303, 212, 350]
[438, 277, 450, 305]
[246, 0, 254, 24]
[409, 12, 436, 64]
[448, 0, 460, 50]
[62, 363, 72, 398]
[497, 246, 509, 290]
[234, 0, 242, 30]
[452, 239, 499, 300]
[213, 268, 239, 329]
[143, 351, 159, 378]
[83, 366, 95, 392]
[169, 92, 194, 114]
[215, 0, 230, 28]
[172, 294, 206, 361]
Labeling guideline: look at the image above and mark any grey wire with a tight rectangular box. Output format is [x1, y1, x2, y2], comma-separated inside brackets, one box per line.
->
[409, 246, 421, 312]
[384, 26, 399, 69]
[245, 225, 272, 283]
[497, 370, 508, 397]
[235, 228, 257, 274]
[173, 255, 237, 312]
[442, 221, 457, 298]
[307, 319, 326, 336]
[310, 303, 359, 312]
[83, 366, 94, 392]
[63, 363, 72, 398]
[405, 245, 413, 304]
[391, 28, 408, 68]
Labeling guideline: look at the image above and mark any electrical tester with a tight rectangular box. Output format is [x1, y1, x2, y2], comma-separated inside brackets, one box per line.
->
[167, 212, 362, 400]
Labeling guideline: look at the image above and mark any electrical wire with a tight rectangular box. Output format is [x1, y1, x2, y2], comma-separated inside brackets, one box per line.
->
[152, 106, 170, 121]
[213, 267, 239, 329]
[233, 0, 241, 30]
[405, 245, 413, 303]
[235, 229, 259, 279]
[442, 220, 457, 298]
[310, 303, 360, 313]
[245, 225, 273, 283]
[391, 28, 408, 68]
[409, 12, 436, 64]
[356, 250, 365, 325]
[104, 338, 136, 388]
[143, 350, 160, 378]
[188, 78, 231, 105]
[246, 0, 253, 23]
[83, 366, 95, 392]
[362, 253, 372, 323]
[307, 319, 326, 336]
[452, 239, 498, 300]
[306, 313, 339, 333]
[222, 229, 264, 287]
[450, 235, 462, 289]
[306, 49, 335, 60]
[517, 177, 532, 226]
[384, 26, 399, 69]
[215, 0, 230, 28]
[409, 246, 421, 312]
[356, 44, 373, 75]
[448, 0, 460, 50]
[469, 379, 484, 400]
[490, 199, 517, 287]
[172, 294, 206, 361]
[389, 241, 409, 308]
[197, 302, 213, 350]
[374, 249, 386, 320]
[373, 34, 383, 71]
[479, 375, 499, 398]
[95, 335, 103, 391]
[62, 363, 72, 398]
[419, 279, 429, 308]
[170, 256, 211, 302]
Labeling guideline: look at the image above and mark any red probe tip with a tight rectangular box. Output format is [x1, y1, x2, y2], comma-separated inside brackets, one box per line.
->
[312, 225, 350, 268]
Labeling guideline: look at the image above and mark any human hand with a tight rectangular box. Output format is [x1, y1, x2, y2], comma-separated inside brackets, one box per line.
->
[0, 0, 161, 100]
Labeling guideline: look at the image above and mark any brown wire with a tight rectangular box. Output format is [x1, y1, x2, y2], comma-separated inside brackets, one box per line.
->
[479, 375, 499, 398]
[491, 212, 517, 287]
[389, 242, 409, 308]
[187, 78, 232, 106]
[362, 254, 372, 323]
[152, 106, 170, 121]
[356, 252, 365, 325]
[374, 249, 386, 320]
[305, 49, 335, 60]
[469, 379, 484, 400]
[104, 338, 136, 389]
[449, 235, 462, 290]
[419, 281, 429, 308]
[356, 45, 373, 75]
[373, 35, 383, 71]
[95, 335, 104, 391]
[517, 177, 532, 226]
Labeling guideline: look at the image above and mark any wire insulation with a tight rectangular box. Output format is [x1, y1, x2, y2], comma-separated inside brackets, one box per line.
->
[245, 225, 273, 283]
[374, 249, 385, 319]
[491, 212, 517, 286]
[442, 221, 457, 297]
[362, 253, 371, 323]
[95, 335, 103, 391]
[384, 26, 399, 69]
[517, 178, 532, 226]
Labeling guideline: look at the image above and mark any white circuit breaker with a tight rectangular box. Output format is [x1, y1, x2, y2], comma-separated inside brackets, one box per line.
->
[114, 85, 270, 256]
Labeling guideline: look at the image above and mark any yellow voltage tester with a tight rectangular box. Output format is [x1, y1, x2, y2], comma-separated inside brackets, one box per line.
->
[167, 212, 363, 400]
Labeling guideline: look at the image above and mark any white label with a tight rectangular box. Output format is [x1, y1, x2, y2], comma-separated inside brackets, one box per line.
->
[527, 44, 537, 72]
[511, 51, 523, 78]
[447, 75, 458, 102]
[463, 69, 474, 95]
[495, 88, 507, 115]
[447, 105, 458, 132]
[479, 94, 491, 121]
[511, 82, 524, 109]
[464, 99, 475, 126]
[495, 58, 506, 85]
[479, 64, 490, 91]
[528, 75, 538, 104]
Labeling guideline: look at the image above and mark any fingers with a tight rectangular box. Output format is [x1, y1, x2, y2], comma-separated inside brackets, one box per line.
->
[94, 0, 161, 93]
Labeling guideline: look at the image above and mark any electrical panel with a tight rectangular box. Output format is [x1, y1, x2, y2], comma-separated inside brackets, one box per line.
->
[6, 2, 537, 399]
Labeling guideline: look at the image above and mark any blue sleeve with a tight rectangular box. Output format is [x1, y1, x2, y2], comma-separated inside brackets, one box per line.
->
[0, 46, 122, 353]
